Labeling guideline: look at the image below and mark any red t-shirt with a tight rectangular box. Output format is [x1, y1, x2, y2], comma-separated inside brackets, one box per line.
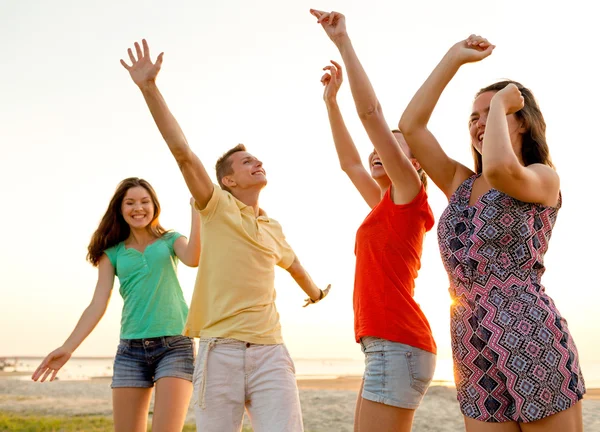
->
[354, 185, 436, 354]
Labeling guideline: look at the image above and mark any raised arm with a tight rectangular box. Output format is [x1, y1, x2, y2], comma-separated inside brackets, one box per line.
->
[32, 255, 115, 382]
[120, 39, 214, 209]
[399, 35, 495, 199]
[173, 197, 202, 267]
[311, 10, 421, 204]
[483, 84, 560, 207]
[321, 60, 380, 208]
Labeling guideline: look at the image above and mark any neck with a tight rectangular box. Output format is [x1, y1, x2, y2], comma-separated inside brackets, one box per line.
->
[376, 177, 392, 193]
[127, 226, 155, 245]
[232, 187, 262, 216]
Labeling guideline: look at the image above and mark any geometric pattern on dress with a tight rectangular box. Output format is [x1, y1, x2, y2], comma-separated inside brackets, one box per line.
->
[438, 175, 585, 422]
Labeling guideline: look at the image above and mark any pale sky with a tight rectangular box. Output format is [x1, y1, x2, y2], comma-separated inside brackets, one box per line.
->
[1, 0, 598, 383]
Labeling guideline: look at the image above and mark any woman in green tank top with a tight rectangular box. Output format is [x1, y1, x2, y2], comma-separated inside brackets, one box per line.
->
[32, 177, 201, 432]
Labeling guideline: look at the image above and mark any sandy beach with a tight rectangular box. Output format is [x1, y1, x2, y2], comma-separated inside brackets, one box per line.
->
[0, 375, 599, 431]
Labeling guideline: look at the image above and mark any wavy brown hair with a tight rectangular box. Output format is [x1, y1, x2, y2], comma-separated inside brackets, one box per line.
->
[87, 178, 167, 266]
[472, 80, 554, 174]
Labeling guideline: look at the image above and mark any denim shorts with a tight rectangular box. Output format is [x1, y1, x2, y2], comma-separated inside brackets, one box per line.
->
[360, 336, 436, 409]
[111, 335, 195, 388]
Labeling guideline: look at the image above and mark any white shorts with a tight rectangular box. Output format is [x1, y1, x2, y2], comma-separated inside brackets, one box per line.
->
[192, 338, 303, 432]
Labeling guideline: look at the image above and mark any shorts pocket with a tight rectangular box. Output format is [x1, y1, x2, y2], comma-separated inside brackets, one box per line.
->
[116, 340, 129, 355]
[405, 348, 436, 395]
[165, 335, 193, 349]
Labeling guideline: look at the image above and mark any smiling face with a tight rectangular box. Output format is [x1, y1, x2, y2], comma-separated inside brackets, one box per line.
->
[368, 131, 417, 180]
[469, 90, 525, 157]
[222, 151, 267, 191]
[120, 186, 155, 230]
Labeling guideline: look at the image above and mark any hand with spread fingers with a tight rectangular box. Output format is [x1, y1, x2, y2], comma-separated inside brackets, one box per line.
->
[449, 34, 495, 65]
[310, 9, 348, 45]
[31, 346, 72, 382]
[321, 60, 343, 103]
[303, 284, 331, 308]
[120, 39, 164, 89]
[492, 83, 525, 115]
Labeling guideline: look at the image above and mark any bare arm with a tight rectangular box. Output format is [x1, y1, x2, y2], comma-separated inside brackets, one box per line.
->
[286, 257, 331, 307]
[321, 61, 380, 208]
[399, 36, 495, 198]
[120, 40, 214, 209]
[483, 85, 560, 206]
[312, 10, 420, 204]
[32, 255, 115, 382]
[173, 197, 202, 267]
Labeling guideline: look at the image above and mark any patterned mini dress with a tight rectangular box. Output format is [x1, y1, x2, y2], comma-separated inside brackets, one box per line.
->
[437, 174, 585, 422]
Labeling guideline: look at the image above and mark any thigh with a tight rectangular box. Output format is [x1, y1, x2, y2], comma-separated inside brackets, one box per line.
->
[193, 342, 246, 432]
[357, 397, 416, 432]
[112, 387, 153, 432]
[353, 379, 364, 432]
[245, 344, 303, 432]
[520, 401, 583, 432]
[111, 340, 154, 389]
[464, 417, 521, 432]
[153, 377, 193, 432]
[154, 335, 195, 382]
[361, 337, 436, 410]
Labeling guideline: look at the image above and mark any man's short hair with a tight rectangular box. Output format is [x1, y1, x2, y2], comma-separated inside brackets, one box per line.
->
[215, 144, 247, 192]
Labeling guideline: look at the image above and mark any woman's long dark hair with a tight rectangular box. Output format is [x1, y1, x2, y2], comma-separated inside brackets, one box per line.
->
[472, 80, 554, 174]
[87, 178, 167, 266]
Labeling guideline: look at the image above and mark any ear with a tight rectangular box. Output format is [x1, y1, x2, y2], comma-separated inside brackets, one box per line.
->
[410, 158, 421, 171]
[222, 175, 236, 189]
[518, 117, 529, 134]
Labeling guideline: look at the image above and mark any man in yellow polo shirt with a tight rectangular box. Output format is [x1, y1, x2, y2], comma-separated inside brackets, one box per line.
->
[122, 39, 330, 432]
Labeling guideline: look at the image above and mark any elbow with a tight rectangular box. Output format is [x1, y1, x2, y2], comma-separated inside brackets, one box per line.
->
[357, 102, 383, 123]
[399, 113, 419, 136]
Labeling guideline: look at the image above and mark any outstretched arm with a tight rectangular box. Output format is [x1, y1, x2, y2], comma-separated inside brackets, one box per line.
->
[311, 10, 420, 205]
[32, 255, 115, 382]
[173, 197, 202, 267]
[399, 35, 495, 199]
[120, 40, 214, 209]
[321, 60, 380, 208]
[286, 257, 331, 307]
[483, 84, 560, 206]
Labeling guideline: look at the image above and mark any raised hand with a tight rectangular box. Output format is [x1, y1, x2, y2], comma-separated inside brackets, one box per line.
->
[303, 284, 331, 308]
[492, 83, 524, 115]
[120, 39, 164, 89]
[449, 34, 495, 65]
[310, 9, 348, 44]
[31, 346, 72, 382]
[321, 60, 343, 103]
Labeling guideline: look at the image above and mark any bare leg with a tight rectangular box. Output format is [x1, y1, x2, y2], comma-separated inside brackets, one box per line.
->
[356, 397, 416, 432]
[353, 379, 364, 432]
[464, 416, 521, 432]
[152, 377, 193, 432]
[520, 401, 583, 432]
[112, 387, 153, 432]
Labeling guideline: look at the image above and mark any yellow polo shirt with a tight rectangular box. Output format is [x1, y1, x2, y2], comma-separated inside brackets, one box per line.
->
[183, 186, 296, 344]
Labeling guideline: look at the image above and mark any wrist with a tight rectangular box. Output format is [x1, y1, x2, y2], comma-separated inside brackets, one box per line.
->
[138, 80, 158, 93]
[61, 343, 75, 355]
[333, 33, 351, 49]
[325, 98, 339, 108]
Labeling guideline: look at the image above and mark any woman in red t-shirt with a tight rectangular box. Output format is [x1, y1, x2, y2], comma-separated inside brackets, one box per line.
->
[312, 9, 437, 432]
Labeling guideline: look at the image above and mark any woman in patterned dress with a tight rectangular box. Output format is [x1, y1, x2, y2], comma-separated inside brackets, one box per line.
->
[399, 35, 585, 431]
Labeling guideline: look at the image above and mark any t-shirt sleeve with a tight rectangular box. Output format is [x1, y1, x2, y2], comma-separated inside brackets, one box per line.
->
[195, 184, 224, 223]
[274, 223, 296, 269]
[104, 246, 118, 272]
[163, 231, 183, 255]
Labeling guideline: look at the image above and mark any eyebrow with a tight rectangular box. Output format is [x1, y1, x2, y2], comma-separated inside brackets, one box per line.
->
[470, 107, 490, 118]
